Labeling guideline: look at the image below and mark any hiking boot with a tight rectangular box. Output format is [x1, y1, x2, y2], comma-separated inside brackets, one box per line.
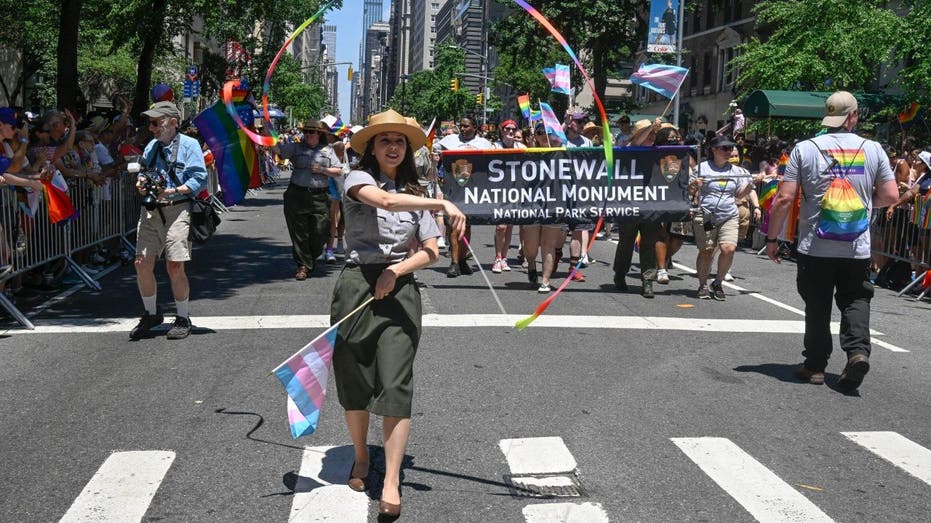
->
[446, 262, 459, 278]
[130, 308, 164, 340]
[458, 259, 473, 275]
[710, 280, 726, 301]
[793, 364, 825, 385]
[697, 285, 710, 299]
[837, 353, 870, 391]
[166, 316, 192, 340]
[641, 279, 654, 299]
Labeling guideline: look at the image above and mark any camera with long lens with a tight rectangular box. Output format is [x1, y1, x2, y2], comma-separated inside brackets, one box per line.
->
[127, 162, 166, 211]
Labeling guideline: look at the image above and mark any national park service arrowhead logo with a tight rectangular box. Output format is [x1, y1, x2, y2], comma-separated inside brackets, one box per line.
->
[451, 159, 473, 187]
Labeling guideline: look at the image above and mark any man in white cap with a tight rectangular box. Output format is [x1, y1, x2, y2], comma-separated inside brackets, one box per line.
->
[765, 91, 898, 391]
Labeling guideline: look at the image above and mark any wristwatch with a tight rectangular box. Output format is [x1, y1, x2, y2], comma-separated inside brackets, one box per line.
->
[765, 237, 778, 244]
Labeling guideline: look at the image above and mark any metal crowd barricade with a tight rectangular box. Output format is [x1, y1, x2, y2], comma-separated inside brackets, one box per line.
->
[870, 205, 931, 298]
[0, 170, 144, 330]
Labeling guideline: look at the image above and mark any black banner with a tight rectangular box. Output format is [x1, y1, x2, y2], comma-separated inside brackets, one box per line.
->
[440, 146, 692, 225]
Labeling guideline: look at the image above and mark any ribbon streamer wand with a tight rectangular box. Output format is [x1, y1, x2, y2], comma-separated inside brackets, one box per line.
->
[269, 296, 374, 376]
[462, 236, 508, 316]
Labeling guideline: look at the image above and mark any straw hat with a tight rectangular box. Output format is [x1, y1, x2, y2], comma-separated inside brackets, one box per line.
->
[632, 118, 652, 134]
[300, 120, 333, 134]
[350, 109, 426, 152]
[581, 121, 602, 139]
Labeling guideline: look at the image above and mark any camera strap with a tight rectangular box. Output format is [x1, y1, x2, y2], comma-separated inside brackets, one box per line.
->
[155, 134, 182, 225]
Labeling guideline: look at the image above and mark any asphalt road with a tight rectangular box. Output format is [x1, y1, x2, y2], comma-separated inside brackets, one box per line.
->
[2, 180, 930, 522]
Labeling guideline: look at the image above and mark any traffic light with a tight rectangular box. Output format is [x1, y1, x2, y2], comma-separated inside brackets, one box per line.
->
[450, 78, 459, 92]
[475, 93, 483, 105]
[348, 66, 353, 81]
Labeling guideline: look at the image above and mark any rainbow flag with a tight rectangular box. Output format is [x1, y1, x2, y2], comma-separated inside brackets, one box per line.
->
[758, 178, 779, 212]
[330, 116, 350, 136]
[543, 64, 570, 95]
[823, 148, 866, 176]
[898, 102, 923, 129]
[630, 63, 689, 99]
[778, 152, 788, 176]
[518, 94, 532, 121]
[539, 102, 567, 143]
[273, 324, 338, 438]
[817, 177, 869, 241]
[42, 172, 76, 224]
[193, 97, 261, 207]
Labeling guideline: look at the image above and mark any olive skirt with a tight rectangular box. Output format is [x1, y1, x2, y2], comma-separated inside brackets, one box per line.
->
[330, 264, 422, 418]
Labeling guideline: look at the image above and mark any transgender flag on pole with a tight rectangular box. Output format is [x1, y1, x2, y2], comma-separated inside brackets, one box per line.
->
[543, 64, 571, 95]
[630, 63, 689, 99]
[273, 325, 338, 438]
[539, 102, 567, 143]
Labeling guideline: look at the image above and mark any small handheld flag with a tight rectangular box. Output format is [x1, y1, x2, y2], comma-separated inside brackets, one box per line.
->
[518, 94, 532, 121]
[539, 102, 567, 143]
[543, 64, 571, 95]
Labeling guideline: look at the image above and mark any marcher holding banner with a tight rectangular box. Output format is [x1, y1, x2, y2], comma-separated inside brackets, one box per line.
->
[335, 109, 465, 517]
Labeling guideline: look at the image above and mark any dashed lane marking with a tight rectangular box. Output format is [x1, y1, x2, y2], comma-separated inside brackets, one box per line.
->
[843, 432, 931, 487]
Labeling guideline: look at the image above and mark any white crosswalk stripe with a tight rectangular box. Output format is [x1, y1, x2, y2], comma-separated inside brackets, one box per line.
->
[499, 437, 609, 523]
[59, 451, 175, 523]
[288, 445, 368, 522]
[671, 437, 835, 523]
[843, 431, 931, 487]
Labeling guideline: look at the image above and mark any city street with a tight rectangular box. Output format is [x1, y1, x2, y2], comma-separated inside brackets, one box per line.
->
[2, 181, 930, 522]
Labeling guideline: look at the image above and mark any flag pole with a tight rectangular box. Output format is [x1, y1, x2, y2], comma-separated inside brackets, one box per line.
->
[269, 296, 375, 375]
[538, 98, 551, 147]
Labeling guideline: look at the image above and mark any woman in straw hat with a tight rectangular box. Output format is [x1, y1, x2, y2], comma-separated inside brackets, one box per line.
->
[336, 109, 465, 517]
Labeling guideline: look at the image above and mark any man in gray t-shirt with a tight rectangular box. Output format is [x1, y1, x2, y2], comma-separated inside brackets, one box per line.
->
[766, 91, 898, 392]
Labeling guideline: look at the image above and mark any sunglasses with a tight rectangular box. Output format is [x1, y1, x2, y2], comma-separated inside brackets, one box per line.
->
[503, 127, 517, 132]
[716, 145, 734, 151]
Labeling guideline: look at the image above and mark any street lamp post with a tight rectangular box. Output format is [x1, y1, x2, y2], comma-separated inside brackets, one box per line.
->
[399, 74, 410, 114]
[446, 44, 488, 127]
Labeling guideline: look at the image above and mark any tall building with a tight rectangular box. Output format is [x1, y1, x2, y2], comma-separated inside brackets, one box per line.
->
[363, 0, 384, 33]
[322, 24, 339, 114]
[361, 22, 391, 119]
[385, 0, 412, 102]
[409, 0, 445, 72]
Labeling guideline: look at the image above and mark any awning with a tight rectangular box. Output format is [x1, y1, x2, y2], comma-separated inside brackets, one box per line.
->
[743, 90, 901, 120]
[253, 107, 286, 119]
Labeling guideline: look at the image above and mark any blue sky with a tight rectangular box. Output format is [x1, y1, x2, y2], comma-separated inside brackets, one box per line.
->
[324, 1, 389, 121]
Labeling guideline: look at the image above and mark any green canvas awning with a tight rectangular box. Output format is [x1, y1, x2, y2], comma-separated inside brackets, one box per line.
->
[743, 90, 902, 120]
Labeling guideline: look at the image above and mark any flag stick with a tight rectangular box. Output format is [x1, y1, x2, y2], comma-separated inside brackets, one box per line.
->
[269, 296, 375, 375]
[462, 236, 508, 316]
[538, 98, 551, 147]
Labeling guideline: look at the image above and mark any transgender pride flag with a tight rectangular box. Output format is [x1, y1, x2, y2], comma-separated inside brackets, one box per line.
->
[543, 64, 571, 95]
[630, 63, 689, 99]
[273, 325, 338, 438]
[539, 102, 567, 143]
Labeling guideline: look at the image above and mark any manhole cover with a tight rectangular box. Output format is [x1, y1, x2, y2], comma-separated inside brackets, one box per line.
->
[504, 473, 586, 498]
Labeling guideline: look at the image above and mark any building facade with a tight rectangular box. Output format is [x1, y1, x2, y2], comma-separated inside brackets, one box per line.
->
[409, 0, 445, 72]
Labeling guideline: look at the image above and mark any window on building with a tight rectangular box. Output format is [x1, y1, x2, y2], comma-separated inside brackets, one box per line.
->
[703, 50, 712, 89]
[431, 2, 439, 9]
[718, 46, 739, 92]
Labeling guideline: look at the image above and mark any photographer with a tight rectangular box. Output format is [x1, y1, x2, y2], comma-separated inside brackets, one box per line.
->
[690, 135, 753, 300]
[130, 101, 207, 340]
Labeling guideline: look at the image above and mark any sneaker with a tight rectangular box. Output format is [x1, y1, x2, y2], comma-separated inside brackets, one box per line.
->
[500, 259, 511, 272]
[458, 259, 473, 275]
[596, 231, 607, 240]
[837, 354, 870, 391]
[724, 272, 735, 282]
[325, 247, 337, 263]
[656, 269, 670, 284]
[793, 364, 825, 385]
[697, 285, 710, 299]
[166, 316, 192, 340]
[580, 254, 590, 268]
[446, 262, 459, 278]
[570, 270, 585, 282]
[537, 282, 552, 293]
[130, 308, 164, 340]
[710, 280, 726, 301]
[521, 258, 529, 269]
[491, 258, 503, 274]
[437, 236, 447, 250]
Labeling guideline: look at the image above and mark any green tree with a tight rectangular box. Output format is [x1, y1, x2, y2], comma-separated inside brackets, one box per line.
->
[733, 0, 900, 94]
[489, 0, 642, 112]
[271, 53, 326, 121]
[0, 0, 59, 107]
[385, 45, 474, 122]
[895, 1, 931, 104]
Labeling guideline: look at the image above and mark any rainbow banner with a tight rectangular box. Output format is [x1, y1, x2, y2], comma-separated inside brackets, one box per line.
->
[274, 325, 338, 438]
[758, 178, 778, 212]
[518, 94, 532, 121]
[630, 63, 689, 99]
[539, 102, 567, 142]
[193, 94, 261, 206]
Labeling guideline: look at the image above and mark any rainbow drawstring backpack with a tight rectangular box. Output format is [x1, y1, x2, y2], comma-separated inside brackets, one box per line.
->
[814, 141, 869, 241]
